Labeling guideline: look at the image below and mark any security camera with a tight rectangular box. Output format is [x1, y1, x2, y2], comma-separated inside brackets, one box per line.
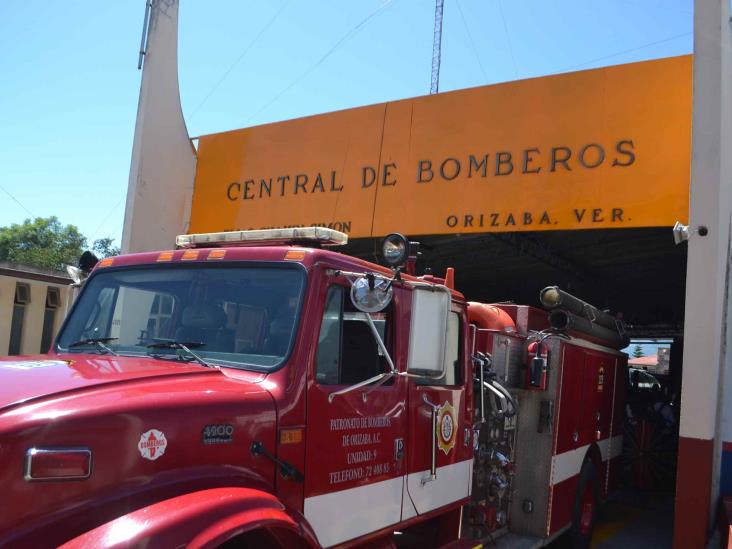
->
[673, 221, 709, 245]
[672, 221, 690, 245]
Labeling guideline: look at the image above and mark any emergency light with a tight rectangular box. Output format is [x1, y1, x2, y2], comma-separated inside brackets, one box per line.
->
[175, 227, 348, 249]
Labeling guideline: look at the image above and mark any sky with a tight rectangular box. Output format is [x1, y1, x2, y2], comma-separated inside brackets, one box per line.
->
[0, 0, 692, 247]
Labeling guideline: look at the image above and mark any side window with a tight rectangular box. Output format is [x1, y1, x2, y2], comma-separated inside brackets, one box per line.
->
[315, 286, 392, 386]
[316, 287, 343, 384]
[443, 312, 462, 385]
[417, 311, 462, 386]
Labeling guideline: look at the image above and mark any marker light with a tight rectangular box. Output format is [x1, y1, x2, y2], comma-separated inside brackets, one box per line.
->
[280, 428, 303, 445]
[207, 249, 227, 260]
[284, 249, 307, 261]
[175, 227, 348, 249]
[25, 447, 92, 481]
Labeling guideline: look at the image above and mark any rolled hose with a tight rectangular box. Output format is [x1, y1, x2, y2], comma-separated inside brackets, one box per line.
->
[540, 286, 618, 331]
[549, 310, 629, 349]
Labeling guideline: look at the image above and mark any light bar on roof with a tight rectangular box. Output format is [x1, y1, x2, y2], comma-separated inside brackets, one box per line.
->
[175, 227, 348, 249]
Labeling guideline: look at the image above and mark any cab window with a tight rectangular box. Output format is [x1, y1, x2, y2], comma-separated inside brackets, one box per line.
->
[315, 285, 392, 385]
[417, 311, 462, 386]
[56, 264, 304, 370]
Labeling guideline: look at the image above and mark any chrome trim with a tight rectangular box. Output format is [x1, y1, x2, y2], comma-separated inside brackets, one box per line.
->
[421, 394, 440, 485]
[557, 335, 627, 357]
[24, 447, 93, 482]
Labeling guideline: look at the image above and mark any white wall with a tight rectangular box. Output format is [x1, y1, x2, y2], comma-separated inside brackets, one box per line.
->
[680, 0, 732, 530]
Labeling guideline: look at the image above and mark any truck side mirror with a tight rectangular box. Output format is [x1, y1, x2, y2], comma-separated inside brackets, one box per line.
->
[66, 251, 100, 286]
[406, 286, 450, 378]
[350, 275, 393, 313]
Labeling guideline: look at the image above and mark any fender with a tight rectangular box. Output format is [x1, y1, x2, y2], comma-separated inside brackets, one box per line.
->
[59, 487, 319, 549]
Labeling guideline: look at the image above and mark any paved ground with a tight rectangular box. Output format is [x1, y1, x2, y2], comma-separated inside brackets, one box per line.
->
[592, 491, 673, 549]
[543, 490, 674, 548]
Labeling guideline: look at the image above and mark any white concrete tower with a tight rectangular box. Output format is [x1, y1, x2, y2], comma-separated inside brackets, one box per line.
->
[121, 0, 196, 253]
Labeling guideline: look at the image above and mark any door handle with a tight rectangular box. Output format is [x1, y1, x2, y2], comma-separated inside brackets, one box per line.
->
[422, 394, 440, 485]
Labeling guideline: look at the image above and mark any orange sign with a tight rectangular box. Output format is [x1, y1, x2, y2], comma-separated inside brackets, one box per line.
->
[190, 55, 691, 238]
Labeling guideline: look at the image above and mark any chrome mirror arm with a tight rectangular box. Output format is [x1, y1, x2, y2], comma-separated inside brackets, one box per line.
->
[328, 371, 393, 403]
[364, 313, 396, 374]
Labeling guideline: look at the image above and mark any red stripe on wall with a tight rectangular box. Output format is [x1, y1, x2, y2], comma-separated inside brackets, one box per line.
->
[723, 441, 732, 453]
[674, 436, 714, 549]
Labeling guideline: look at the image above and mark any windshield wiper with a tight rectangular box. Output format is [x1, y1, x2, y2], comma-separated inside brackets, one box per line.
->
[146, 340, 213, 369]
[68, 337, 119, 356]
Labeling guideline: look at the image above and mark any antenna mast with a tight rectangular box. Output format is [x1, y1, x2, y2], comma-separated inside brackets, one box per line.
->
[430, 0, 445, 94]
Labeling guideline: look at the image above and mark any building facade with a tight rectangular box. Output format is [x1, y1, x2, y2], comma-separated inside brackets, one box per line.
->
[0, 262, 70, 356]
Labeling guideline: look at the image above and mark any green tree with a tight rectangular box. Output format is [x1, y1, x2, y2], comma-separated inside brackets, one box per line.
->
[632, 344, 644, 358]
[92, 237, 121, 258]
[0, 217, 119, 271]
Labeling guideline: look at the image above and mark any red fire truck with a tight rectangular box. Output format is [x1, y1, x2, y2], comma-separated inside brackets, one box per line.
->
[0, 228, 627, 548]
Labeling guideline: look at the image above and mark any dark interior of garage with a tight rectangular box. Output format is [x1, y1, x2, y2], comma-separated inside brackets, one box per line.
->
[344, 227, 686, 335]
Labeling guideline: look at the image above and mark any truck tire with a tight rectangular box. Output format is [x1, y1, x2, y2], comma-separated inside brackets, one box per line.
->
[569, 459, 599, 549]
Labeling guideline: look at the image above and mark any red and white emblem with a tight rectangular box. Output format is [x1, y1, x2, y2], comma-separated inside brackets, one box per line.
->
[138, 429, 167, 461]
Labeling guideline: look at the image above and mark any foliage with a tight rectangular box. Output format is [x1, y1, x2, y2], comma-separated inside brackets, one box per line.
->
[92, 237, 121, 258]
[632, 344, 644, 358]
[0, 217, 118, 271]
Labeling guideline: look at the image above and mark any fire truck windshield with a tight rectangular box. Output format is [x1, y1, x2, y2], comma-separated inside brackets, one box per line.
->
[55, 263, 305, 370]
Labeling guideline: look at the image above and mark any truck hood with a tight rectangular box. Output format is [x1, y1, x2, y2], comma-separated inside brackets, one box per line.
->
[0, 354, 278, 546]
[0, 354, 231, 411]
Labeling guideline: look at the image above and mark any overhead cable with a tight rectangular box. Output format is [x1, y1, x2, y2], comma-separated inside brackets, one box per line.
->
[90, 193, 126, 241]
[559, 32, 692, 72]
[455, 0, 489, 84]
[244, 0, 398, 124]
[189, 0, 292, 121]
[0, 184, 35, 218]
[497, 0, 518, 78]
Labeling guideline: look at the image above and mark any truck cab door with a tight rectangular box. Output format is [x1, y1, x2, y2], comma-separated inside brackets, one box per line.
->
[303, 283, 408, 548]
[404, 305, 473, 519]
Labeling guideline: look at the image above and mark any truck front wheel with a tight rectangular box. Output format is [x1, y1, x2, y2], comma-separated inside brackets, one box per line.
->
[569, 459, 599, 549]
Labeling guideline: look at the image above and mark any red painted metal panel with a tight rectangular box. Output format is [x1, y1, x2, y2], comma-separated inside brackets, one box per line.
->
[577, 353, 602, 448]
[304, 382, 408, 497]
[303, 279, 408, 500]
[555, 344, 582, 456]
[549, 475, 579, 534]
[405, 305, 472, 481]
[0, 369, 277, 547]
[58, 487, 313, 549]
[674, 436, 714, 549]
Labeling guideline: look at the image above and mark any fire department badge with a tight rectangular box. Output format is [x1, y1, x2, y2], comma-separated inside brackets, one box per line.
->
[436, 401, 457, 455]
[138, 429, 167, 461]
